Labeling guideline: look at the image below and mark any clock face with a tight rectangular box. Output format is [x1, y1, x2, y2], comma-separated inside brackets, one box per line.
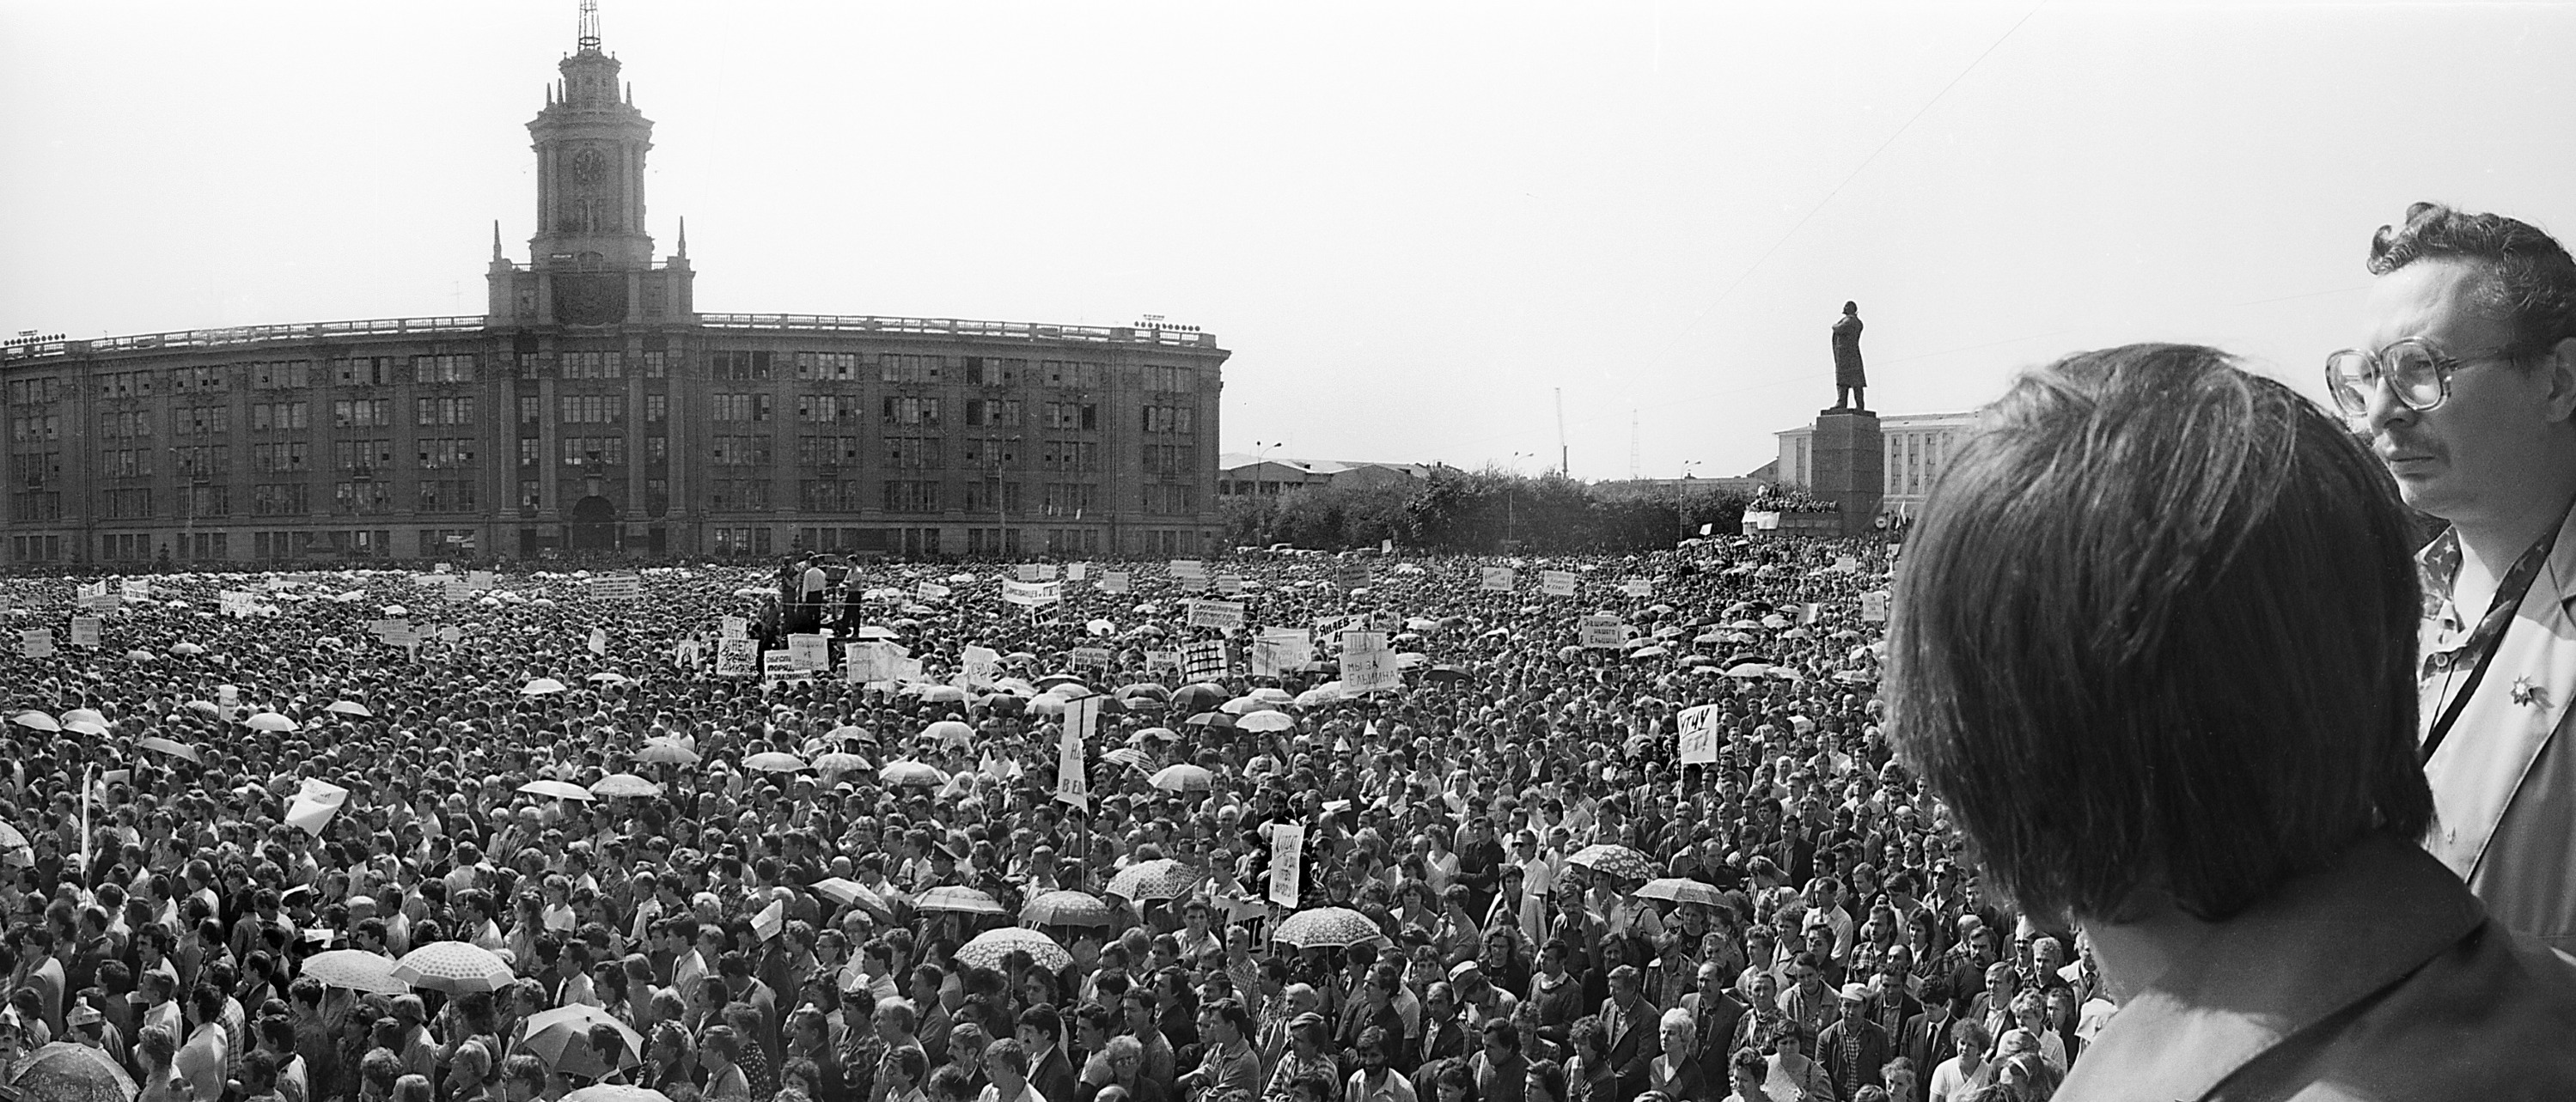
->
[572, 148, 605, 186]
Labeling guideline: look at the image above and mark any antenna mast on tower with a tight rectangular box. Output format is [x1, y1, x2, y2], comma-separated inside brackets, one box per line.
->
[577, 0, 602, 51]
[1630, 410, 1640, 480]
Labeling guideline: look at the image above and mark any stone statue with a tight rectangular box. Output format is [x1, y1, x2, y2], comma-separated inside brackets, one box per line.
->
[1832, 301, 1867, 411]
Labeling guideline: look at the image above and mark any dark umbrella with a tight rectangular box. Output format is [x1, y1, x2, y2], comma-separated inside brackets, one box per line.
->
[1422, 666, 1473, 685]
[1183, 711, 1237, 730]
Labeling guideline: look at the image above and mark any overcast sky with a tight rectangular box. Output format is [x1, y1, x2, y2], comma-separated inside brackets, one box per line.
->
[5, 1, 2573, 479]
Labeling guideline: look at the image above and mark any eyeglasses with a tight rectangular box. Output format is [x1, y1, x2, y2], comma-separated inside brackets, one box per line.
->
[2324, 338, 2526, 417]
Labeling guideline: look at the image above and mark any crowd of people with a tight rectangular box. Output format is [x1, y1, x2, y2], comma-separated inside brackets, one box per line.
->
[0, 533, 2099, 1102]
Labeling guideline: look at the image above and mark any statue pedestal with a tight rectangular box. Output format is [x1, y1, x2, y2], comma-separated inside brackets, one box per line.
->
[1811, 410, 1884, 537]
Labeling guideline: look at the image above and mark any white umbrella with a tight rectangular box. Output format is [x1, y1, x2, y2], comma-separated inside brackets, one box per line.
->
[246, 712, 298, 733]
[522, 678, 569, 696]
[326, 700, 372, 717]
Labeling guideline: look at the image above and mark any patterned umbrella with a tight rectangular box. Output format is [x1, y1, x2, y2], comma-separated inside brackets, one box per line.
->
[517, 779, 595, 801]
[914, 886, 1006, 915]
[955, 927, 1074, 972]
[1567, 843, 1657, 883]
[566, 1087, 680, 1102]
[3, 1041, 137, 1102]
[0, 822, 31, 868]
[1150, 764, 1214, 792]
[743, 752, 808, 774]
[563, 1088, 674, 1102]
[881, 761, 949, 788]
[1272, 906, 1386, 950]
[1022, 890, 1114, 928]
[391, 941, 513, 994]
[588, 773, 662, 799]
[1101, 747, 1154, 770]
[637, 740, 699, 766]
[522, 1003, 646, 1080]
[1633, 878, 1728, 909]
[1236, 710, 1296, 733]
[809, 878, 895, 921]
[300, 948, 409, 995]
[1106, 858, 1200, 902]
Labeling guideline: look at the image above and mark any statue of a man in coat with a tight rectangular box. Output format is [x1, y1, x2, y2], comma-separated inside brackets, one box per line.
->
[1833, 301, 1868, 411]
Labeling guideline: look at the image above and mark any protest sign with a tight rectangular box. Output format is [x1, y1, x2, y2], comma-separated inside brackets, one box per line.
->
[1146, 649, 1181, 677]
[382, 627, 423, 651]
[443, 577, 472, 604]
[1269, 823, 1305, 906]
[1341, 630, 1400, 693]
[1676, 703, 1721, 764]
[1336, 561, 1370, 589]
[1003, 581, 1063, 607]
[1480, 566, 1517, 593]
[1065, 563, 1089, 581]
[20, 629, 52, 659]
[467, 570, 497, 590]
[1016, 563, 1047, 582]
[761, 650, 800, 679]
[916, 581, 952, 601]
[121, 578, 149, 601]
[1181, 639, 1230, 683]
[587, 627, 609, 655]
[721, 616, 748, 640]
[715, 638, 759, 677]
[788, 633, 829, 672]
[1170, 559, 1206, 579]
[844, 641, 906, 685]
[1056, 718, 1091, 810]
[1580, 614, 1626, 649]
[68, 616, 100, 648]
[1541, 569, 1578, 597]
[961, 645, 1001, 688]
[1177, 574, 1211, 594]
[1861, 591, 1890, 624]
[1621, 579, 1655, 599]
[285, 779, 350, 835]
[1071, 646, 1112, 669]
[1187, 599, 1246, 632]
[1102, 572, 1132, 594]
[1252, 629, 1313, 676]
[1216, 575, 1244, 595]
[218, 591, 258, 618]
[588, 574, 642, 600]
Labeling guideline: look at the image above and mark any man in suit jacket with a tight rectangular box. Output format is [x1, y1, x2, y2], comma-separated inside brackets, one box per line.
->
[1681, 963, 1746, 1069]
[1598, 965, 1654, 1102]
[1021, 1005, 1081, 1102]
[2353, 201, 2576, 953]
[1895, 977, 1955, 1102]
[1412, 983, 1468, 1077]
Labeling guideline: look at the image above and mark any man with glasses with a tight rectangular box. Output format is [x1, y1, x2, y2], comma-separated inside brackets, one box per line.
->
[2332, 202, 2576, 952]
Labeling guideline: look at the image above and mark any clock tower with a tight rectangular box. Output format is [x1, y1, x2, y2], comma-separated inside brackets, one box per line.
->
[486, 0, 693, 327]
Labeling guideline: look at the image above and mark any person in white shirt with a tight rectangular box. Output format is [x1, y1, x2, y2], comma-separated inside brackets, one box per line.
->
[1926, 1017, 1990, 1102]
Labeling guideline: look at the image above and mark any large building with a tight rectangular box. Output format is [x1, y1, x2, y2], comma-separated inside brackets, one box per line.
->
[0, 9, 1226, 566]
[1214, 455, 1435, 500]
[1773, 411, 1978, 517]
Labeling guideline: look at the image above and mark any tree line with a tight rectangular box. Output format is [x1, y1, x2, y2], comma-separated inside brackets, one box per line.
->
[1220, 466, 1751, 554]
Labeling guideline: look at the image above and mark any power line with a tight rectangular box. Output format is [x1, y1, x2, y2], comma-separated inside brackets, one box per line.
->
[1648, 2, 2048, 361]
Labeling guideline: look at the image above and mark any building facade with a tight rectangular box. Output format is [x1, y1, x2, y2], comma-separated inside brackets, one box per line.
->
[1773, 410, 1977, 517]
[0, 15, 1225, 566]
[1214, 455, 1433, 500]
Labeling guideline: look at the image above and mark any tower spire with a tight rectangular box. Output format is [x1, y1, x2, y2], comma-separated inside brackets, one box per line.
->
[676, 216, 687, 259]
[577, 0, 601, 52]
[491, 221, 504, 260]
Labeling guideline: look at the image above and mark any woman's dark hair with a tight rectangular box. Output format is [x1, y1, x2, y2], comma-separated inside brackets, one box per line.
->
[2369, 202, 2576, 356]
[1528, 1059, 1566, 1102]
[1889, 343, 2432, 923]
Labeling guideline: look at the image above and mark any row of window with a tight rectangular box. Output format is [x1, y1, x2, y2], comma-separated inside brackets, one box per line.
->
[4, 354, 1200, 403]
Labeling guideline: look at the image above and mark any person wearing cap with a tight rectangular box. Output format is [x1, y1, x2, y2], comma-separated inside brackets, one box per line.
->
[1891, 343, 2576, 1095]
[1813, 982, 1892, 1101]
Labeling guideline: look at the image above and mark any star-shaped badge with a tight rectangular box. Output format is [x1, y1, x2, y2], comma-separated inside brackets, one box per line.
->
[2512, 676, 2548, 709]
